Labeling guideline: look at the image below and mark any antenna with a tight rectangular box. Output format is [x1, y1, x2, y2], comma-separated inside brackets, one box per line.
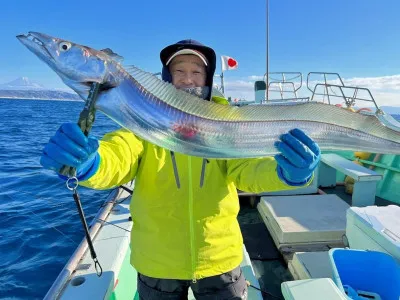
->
[266, 0, 269, 102]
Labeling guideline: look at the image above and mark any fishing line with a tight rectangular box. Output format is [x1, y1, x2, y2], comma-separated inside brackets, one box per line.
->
[5, 188, 75, 209]
[99, 194, 130, 208]
[96, 185, 134, 233]
[4, 194, 79, 245]
[94, 217, 131, 233]
[7, 182, 62, 197]
[98, 189, 120, 208]
[6, 184, 132, 238]
[5, 173, 63, 189]
[27, 210, 79, 245]
[248, 283, 281, 299]
[9, 170, 45, 178]
[5, 188, 133, 253]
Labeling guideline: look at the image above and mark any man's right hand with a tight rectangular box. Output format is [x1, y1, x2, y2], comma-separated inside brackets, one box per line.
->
[40, 123, 100, 180]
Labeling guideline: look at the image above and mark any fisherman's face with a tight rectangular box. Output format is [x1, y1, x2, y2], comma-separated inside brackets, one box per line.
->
[169, 55, 207, 89]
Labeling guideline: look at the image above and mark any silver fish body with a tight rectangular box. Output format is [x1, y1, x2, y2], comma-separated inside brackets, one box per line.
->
[96, 70, 400, 158]
[17, 32, 400, 158]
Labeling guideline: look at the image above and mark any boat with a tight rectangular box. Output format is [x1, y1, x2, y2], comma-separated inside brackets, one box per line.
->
[43, 71, 400, 300]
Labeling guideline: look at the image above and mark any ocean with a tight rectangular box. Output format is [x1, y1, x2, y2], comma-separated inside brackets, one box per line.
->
[0, 99, 119, 299]
[0, 98, 400, 299]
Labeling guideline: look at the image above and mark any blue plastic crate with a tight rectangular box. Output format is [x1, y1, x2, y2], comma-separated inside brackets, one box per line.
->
[329, 248, 400, 300]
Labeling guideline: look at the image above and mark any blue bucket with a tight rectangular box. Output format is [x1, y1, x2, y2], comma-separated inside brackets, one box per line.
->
[329, 248, 400, 300]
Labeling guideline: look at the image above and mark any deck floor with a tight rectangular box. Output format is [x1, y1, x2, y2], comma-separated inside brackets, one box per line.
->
[237, 186, 399, 300]
[238, 199, 289, 300]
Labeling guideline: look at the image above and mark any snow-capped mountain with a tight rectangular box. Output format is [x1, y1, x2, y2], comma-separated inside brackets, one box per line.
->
[0, 77, 45, 89]
[0, 77, 81, 100]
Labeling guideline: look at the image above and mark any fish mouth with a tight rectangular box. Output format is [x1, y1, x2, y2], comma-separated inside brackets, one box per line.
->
[16, 32, 54, 62]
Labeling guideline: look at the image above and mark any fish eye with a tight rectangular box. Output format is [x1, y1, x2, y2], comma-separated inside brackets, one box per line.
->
[59, 42, 71, 52]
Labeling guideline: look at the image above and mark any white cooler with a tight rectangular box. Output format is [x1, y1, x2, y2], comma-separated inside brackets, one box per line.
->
[288, 251, 335, 280]
[346, 205, 400, 263]
[281, 278, 348, 300]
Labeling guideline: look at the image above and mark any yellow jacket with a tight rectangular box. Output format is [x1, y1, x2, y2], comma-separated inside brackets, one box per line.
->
[81, 96, 306, 280]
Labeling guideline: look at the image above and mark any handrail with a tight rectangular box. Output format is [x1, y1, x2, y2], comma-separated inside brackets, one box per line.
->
[307, 72, 345, 104]
[310, 83, 380, 110]
[268, 81, 298, 100]
[306, 72, 345, 91]
[263, 72, 303, 102]
[264, 72, 303, 92]
[252, 71, 385, 111]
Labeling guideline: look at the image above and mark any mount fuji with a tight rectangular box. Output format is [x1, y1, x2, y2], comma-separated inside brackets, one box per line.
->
[0, 77, 81, 100]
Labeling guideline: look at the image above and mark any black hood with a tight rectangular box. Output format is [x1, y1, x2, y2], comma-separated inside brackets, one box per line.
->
[160, 39, 216, 100]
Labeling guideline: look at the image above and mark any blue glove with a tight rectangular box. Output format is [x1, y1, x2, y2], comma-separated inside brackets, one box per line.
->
[40, 123, 100, 181]
[274, 128, 321, 186]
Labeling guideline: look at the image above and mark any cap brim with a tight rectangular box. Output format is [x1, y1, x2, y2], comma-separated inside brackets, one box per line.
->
[160, 43, 216, 69]
[165, 49, 208, 66]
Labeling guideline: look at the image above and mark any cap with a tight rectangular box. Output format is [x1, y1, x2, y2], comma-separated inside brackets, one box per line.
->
[160, 39, 217, 100]
[165, 48, 208, 66]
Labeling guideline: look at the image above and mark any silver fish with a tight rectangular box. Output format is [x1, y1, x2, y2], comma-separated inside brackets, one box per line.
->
[17, 32, 400, 158]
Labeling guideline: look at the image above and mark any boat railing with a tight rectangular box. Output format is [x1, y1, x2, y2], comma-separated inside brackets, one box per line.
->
[306, 72, 345, 89]
[311, 84, 380, 110]
[268, 82, 299, 100]
[307, 72, 345, 104]
[264, 72, 304, 101]
[307, 72, 380, 110]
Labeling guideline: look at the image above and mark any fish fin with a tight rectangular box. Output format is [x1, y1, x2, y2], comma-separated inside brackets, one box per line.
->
[123, 65, 224, 114]
[100, 48, 124, 62]
[124, 65, 148, 75]
[124, 65, 136, 73]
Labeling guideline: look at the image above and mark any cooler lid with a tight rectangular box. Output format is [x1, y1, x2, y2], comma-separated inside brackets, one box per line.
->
[281, 279, 348, 300]
[258, 194, 349, 246]
[348, 205, 400, 247]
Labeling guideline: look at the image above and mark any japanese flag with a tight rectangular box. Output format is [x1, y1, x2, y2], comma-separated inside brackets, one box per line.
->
[221, 55, 238, 71]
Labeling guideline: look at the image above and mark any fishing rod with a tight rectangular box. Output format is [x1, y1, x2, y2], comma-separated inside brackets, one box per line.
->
[60, 82, 103, 277]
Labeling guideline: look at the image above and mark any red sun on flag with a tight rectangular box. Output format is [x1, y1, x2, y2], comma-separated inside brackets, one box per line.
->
[221, 55, 238, 71]
[227, 58, 237, 68]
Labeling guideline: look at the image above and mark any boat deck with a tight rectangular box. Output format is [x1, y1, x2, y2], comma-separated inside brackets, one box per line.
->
[237, 186, 399, 300]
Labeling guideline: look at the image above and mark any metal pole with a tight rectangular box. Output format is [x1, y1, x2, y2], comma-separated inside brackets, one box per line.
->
[221, 72, 225, 94]
[266, 0, 269, 102]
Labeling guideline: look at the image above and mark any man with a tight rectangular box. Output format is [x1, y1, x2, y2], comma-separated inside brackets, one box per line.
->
[41, 39, 320, 299]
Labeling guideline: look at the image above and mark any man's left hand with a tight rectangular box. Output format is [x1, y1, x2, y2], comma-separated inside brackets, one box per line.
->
[274, 128, 321, 186]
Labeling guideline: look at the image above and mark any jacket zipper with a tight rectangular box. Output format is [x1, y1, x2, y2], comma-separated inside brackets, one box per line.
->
[187, 156, 197, 282]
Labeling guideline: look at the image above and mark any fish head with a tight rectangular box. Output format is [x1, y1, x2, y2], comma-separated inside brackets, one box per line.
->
[17, 32, 121, 99]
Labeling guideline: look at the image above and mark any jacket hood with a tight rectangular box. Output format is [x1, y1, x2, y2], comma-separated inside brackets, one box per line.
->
[160, 39, 216, 100]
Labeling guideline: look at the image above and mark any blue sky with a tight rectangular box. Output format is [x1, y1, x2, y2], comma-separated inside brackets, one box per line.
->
[2, 0, 400, 105]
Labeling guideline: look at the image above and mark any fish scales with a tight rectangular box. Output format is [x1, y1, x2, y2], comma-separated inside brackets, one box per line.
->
[17, 32, 400, 158]
[96, 68, 400, 158]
